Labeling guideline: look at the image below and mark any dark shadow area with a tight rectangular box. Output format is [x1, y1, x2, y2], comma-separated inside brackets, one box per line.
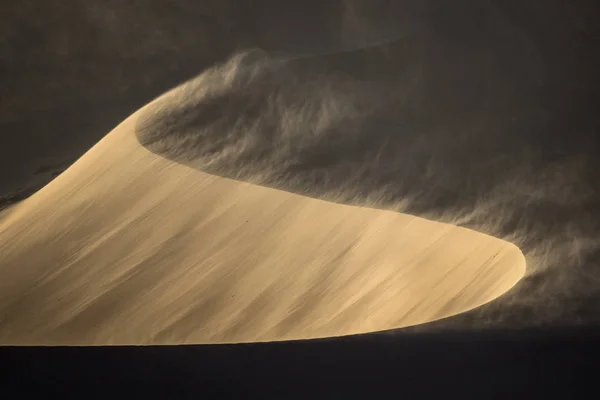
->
[1, 326, 596, 398]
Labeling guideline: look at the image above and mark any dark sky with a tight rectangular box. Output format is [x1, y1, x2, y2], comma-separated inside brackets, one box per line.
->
[1, 0, 598, 195]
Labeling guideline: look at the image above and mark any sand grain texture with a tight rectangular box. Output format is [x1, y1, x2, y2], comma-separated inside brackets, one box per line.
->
[0, 105, 525, 345]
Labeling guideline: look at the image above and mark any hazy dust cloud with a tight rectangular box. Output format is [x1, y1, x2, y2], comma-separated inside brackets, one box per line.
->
[137, 42, 600, 329]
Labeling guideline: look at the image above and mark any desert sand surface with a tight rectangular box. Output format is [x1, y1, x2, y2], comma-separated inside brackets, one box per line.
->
[0, 100, 525, 346]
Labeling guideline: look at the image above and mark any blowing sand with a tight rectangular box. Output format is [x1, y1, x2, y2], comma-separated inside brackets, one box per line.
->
[0, 103, 525, 346]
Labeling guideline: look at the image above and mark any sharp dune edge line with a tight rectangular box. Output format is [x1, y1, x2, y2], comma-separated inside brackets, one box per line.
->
[0, 100, 525, 345]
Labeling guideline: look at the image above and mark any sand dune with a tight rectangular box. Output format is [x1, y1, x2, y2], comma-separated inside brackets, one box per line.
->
[0, 101, 525, 345]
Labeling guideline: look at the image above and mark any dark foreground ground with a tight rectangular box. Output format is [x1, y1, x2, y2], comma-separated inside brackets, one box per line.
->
[1, 0, 599, 397]
[1, 326, 597, 398]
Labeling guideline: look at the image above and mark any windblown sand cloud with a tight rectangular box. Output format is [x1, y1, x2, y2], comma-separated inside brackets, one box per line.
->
[138, 48, 600, 328]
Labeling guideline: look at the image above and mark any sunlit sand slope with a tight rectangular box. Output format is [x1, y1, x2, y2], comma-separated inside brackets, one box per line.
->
[0, 106, 525, 345]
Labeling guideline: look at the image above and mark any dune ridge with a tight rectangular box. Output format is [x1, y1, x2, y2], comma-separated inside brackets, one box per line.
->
[0, 98, 525, 345]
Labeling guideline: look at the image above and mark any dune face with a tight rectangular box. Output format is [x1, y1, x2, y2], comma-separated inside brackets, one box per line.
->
[137, 42, 600, 331]
[0, 97, 525, 345]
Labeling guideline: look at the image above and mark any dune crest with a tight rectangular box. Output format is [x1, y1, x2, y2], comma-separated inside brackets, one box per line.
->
[0, 103, 525, 345]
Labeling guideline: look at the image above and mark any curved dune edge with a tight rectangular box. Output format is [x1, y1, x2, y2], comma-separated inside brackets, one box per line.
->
[0, 105, 525, 346]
